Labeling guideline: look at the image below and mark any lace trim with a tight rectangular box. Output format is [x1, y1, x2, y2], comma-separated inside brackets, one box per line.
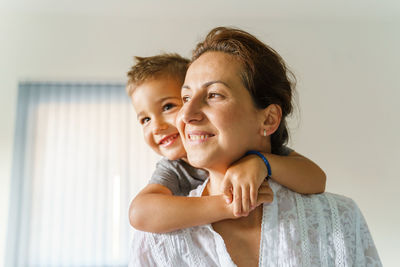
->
[354, 205, 366, 266]
[313, 196, 329, 267]
[166, 233, 176, 266]
[148, 233, 165, 266]
[326, 194, 346, 267]
[184, 229, 203, 266]
[258, 204, 267, 267]
[208, 224, 236, 266]
[260, 183, 279, 266]
[295, 194, 311, 266]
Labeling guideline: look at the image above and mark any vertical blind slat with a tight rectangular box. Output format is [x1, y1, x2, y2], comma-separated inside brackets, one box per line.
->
[7, 82, 159, 267]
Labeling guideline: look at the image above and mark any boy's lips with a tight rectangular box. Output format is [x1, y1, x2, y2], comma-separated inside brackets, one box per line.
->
[158, 133, 180, 147]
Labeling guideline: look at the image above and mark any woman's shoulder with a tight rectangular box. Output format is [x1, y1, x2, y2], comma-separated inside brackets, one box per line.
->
[263, 181, 381, 266]
[272, 181, 362, 226]
[271, 180, 358, 211]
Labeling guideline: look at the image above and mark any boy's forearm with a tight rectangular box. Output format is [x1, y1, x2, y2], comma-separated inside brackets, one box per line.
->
[263, 153, 326, 194]
[130, 194, 230, 233]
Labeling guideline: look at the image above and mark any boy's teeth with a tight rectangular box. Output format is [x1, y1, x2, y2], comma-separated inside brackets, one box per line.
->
[160, 134, 177, 144]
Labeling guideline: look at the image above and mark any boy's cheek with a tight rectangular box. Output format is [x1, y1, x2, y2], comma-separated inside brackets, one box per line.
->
[143, 131, 157, 150]
[143, 131, 167, 157]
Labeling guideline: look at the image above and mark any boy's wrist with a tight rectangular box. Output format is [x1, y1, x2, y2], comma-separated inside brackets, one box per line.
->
[245, 150, 272, 178]
[245, 154, 269, 182]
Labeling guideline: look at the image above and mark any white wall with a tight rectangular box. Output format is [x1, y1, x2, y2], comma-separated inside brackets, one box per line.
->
[1, 1, 399, 266]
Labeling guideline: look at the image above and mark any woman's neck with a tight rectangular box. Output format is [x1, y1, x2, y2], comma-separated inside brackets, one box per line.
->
[203, 140, 271, 196]
[204, 170, 226, 196]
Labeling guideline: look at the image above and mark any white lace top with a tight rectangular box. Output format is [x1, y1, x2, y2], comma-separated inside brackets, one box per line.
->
[129, 180, 381, 266]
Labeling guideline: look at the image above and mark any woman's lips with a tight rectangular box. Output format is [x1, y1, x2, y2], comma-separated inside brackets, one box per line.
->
[186, 131, 215, 144]
[158, 133, 180, 147]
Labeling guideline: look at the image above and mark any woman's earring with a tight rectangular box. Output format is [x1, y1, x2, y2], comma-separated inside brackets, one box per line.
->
[263, 129, 267, 136]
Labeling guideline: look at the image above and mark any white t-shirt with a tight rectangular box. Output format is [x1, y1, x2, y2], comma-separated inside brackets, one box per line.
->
[129, 180, 381, 267]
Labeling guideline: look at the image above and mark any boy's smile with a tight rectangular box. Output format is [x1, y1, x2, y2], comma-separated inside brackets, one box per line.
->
[158, 133, 180, 147]
[131, 76, 187, 160]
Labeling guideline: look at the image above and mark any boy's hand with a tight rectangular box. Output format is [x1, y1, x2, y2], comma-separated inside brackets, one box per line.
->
[221, 154, 270, 217]
[256, 180, 274, 207]
[224, 180, 273, 219]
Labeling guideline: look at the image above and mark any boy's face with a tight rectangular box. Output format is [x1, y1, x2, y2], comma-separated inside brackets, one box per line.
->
[131, 76, 187, 160]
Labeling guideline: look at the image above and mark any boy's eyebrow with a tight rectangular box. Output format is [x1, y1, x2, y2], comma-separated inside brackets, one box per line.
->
[158, 96, 181, 102]
[182, 80, 230, 90]
[136, 111, 144, 120]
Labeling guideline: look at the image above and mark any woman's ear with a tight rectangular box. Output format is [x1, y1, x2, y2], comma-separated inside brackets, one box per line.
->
[260, 104, 282, 136]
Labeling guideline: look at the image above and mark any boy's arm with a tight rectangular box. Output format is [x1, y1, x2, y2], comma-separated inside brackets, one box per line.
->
[265, 151, 326, 194]
[130, 183, 273, 233]
[221, 150, 326, 216]
[129, 183, 230, 233]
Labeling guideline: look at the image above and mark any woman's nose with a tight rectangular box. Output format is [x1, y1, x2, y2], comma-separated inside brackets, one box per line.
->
[179, 98, 204, 124]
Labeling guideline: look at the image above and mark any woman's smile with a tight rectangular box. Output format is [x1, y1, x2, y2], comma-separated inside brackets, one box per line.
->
[187, 131, 215, 144]
[177, 51, 262, 171]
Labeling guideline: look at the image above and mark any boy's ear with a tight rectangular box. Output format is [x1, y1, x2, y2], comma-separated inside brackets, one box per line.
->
[260, 104, 282, 136]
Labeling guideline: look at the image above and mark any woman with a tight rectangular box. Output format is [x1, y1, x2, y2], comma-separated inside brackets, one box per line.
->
[129, 27, 381, 266]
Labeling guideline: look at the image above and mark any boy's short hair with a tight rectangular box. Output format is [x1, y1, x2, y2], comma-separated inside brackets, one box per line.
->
[126, 53, 190, 96]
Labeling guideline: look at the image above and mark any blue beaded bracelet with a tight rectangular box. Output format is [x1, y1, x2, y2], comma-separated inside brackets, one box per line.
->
[245, 150, 272, 178]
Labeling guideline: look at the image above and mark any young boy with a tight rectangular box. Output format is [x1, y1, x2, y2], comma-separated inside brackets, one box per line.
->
[127, 53, 326, 233]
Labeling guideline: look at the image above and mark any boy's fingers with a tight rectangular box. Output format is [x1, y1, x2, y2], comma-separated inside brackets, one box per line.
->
[261, 179, 269, 187]
[224, 190, 233, 204]
[225, 195, 233, 204]
[233, 185, 242, 217]
[221, 179, 233, 203]
[258, 184, 273, 195]
[241, 185, 250, 215]
[250, 186, 257, 209]
[258, 180, 272, 194]
[257, 192, 274, 205]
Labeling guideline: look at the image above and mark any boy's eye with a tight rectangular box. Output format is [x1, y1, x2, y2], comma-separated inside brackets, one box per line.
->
[182, 96, 190, 103]
[140, 117, 150, 125]
[162, 103, 176, 111]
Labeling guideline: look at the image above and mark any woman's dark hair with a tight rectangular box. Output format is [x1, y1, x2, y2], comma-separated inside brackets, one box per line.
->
[192, 27, 295, 154]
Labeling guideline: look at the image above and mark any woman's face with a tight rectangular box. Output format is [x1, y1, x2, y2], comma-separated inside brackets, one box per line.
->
[177, 51, 264, 173]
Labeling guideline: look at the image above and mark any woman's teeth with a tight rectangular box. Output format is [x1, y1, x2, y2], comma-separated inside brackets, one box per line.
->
[188, 134, 213, 141]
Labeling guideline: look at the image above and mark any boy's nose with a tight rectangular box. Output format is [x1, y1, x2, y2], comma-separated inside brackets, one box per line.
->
[152, 119, 168, 134]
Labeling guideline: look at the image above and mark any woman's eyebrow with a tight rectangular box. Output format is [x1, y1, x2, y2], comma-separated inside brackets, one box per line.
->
[182, 80, 230, 90]
[203, 80, 230, 89]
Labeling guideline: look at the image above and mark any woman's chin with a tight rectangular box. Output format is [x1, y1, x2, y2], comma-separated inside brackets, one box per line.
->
[187, 154, 229, 174]
[187, 154, 212, 169]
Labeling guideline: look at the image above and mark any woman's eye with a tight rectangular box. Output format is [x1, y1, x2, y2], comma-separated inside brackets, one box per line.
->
[208, 92, 223, 99]
[182, 96, 190, 103]
[140, 117, 150, 125]
[162, 103, 176, 111]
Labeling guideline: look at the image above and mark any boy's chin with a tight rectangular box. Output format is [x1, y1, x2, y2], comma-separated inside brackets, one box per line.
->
[165, 154, 184, 161]
[161, 148, 186, 161]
